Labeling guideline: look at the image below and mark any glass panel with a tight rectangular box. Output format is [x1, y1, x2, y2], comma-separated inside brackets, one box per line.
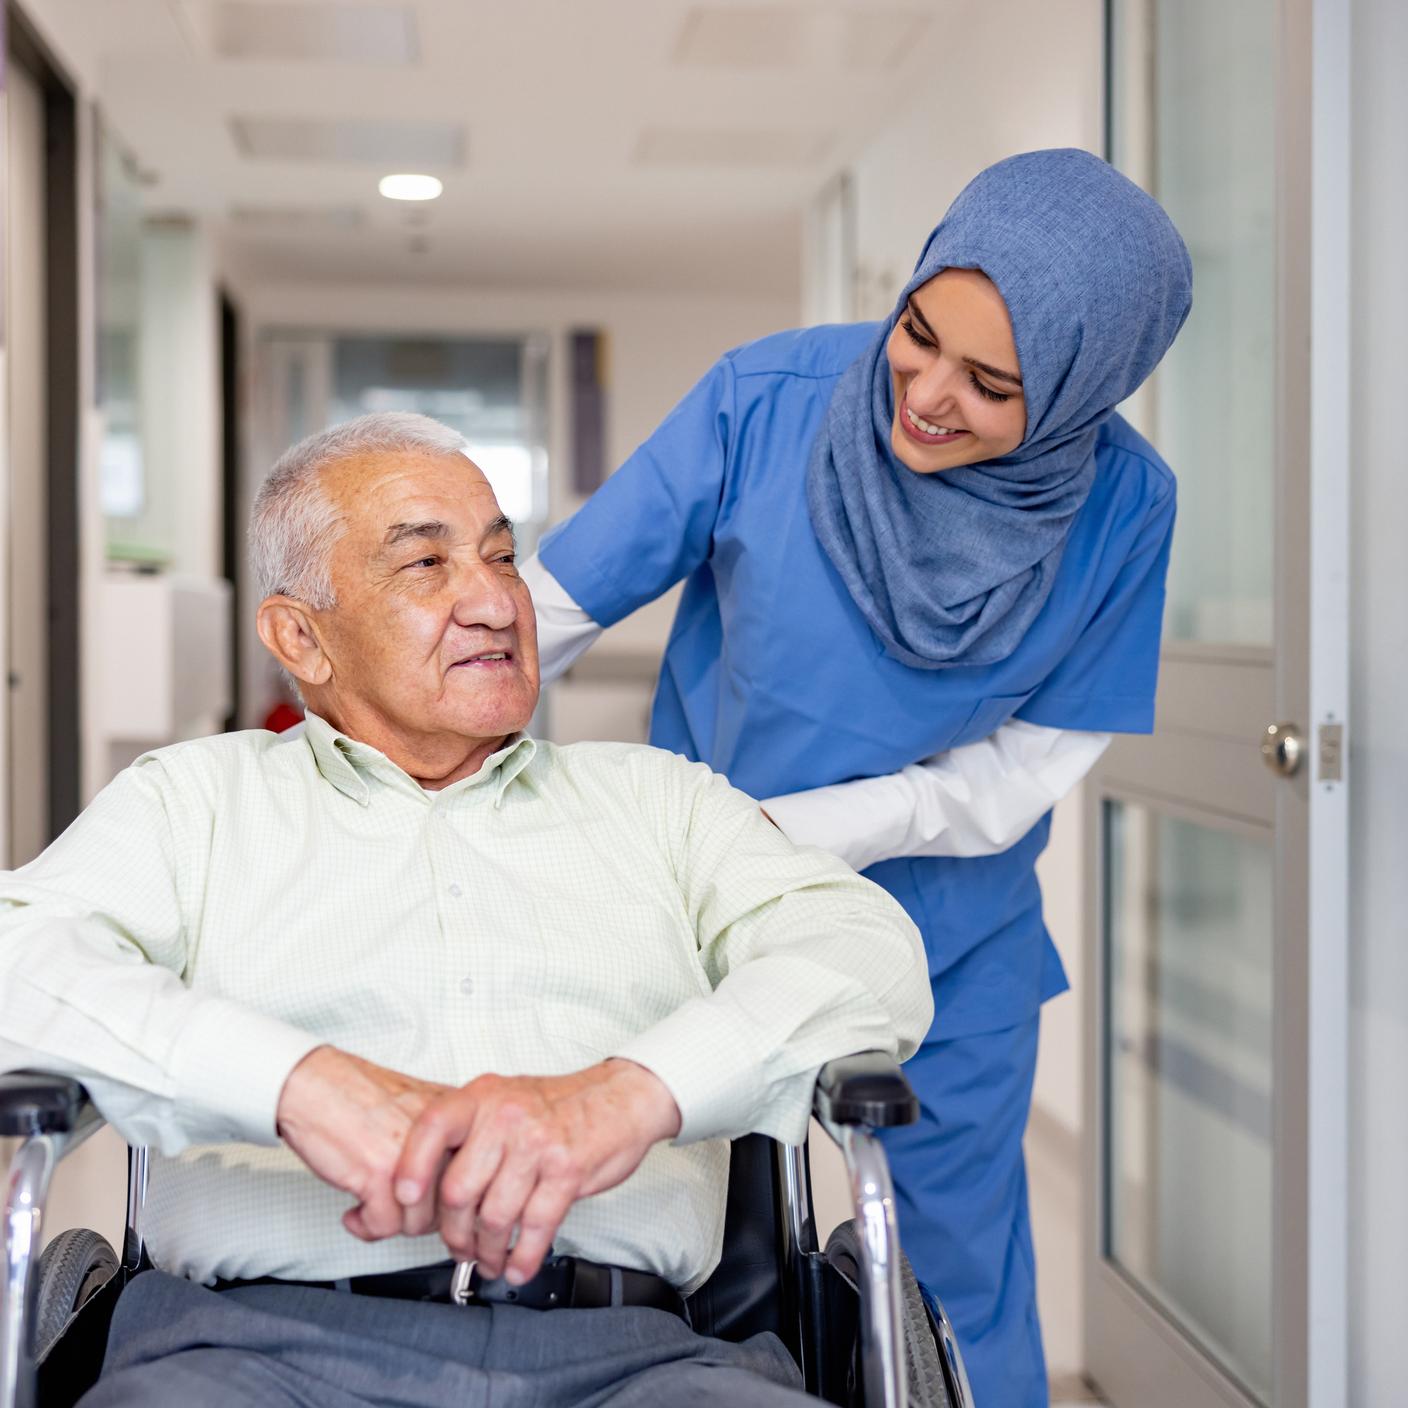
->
[260, 331, 547, 536]
[1109, 0, 1276, 645]
[95, 121, 147, 543]
[329, 336, 542, 529]
[1104, 799, 1273, 1402]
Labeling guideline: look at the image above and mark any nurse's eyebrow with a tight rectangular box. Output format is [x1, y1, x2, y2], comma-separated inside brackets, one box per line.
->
[966, 357, 1023, 388]
[906, 299, 1024, 388]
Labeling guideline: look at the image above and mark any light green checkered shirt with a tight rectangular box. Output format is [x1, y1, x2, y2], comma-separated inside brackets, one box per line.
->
[0, 715, 930, 1292]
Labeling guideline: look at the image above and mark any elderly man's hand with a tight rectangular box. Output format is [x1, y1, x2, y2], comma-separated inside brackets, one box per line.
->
[393, 1059, 682, 1285]
[276, 1045, 453, 1242]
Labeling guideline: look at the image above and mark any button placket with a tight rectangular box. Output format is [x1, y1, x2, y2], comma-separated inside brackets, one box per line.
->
[433, 807, 478, 1023]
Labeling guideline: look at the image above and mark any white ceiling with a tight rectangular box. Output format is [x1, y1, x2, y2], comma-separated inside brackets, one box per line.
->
[29, 0, 956, 294]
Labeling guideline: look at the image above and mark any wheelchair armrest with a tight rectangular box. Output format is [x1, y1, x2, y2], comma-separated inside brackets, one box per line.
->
[812, 1051, 918, 1128]
[0, 1070, 95, 1138]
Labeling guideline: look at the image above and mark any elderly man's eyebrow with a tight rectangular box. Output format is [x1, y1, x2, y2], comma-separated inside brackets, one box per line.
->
[383, 520, 454, 548]
[482, 514, 516, 545]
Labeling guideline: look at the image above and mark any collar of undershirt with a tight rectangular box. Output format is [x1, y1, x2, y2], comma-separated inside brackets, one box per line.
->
[301, 710, 537, 809]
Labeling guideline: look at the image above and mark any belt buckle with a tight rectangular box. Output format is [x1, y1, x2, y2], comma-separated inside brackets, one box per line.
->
[450, 1261, 477, 1306]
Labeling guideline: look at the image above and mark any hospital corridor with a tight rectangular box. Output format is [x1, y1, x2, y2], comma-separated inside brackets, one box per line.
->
[0, 2, 1405, 1407]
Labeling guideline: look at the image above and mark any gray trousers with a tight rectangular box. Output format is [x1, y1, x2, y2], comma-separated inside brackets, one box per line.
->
[78, 1270, 813, 1407]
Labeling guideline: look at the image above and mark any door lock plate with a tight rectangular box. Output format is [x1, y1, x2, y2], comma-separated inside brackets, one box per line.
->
[1317, 722, 1344, 783]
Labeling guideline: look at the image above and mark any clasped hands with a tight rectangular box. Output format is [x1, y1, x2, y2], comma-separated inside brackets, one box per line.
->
[275, 1046, 681, 1286]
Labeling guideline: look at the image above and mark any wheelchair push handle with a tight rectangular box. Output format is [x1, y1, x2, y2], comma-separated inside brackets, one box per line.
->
[813, 1052, 919, 1129]
[0, 1073, 93, 1140]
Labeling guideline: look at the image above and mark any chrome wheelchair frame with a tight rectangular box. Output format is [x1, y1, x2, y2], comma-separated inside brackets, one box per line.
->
[1, 1057, 972, 1408]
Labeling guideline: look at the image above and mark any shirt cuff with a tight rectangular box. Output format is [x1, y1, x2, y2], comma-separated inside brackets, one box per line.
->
[612, 997, 766, 1144]
[170, 997, 324, 1146]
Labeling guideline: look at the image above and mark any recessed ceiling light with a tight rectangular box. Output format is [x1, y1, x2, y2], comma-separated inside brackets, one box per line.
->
[378, 173, 442, 201]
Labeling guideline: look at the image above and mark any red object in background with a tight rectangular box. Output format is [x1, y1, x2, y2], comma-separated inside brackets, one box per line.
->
[263, 701, 304, 734]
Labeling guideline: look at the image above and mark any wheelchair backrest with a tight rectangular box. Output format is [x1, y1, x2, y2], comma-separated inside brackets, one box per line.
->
[684, 1133, 788, 1343]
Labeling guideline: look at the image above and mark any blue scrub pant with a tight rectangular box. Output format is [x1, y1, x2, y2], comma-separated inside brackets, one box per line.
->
[879, 1015, 1046, 1408]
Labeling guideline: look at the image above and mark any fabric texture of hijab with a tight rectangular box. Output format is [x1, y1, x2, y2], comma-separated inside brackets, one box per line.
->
[806, 148, 1193, 670]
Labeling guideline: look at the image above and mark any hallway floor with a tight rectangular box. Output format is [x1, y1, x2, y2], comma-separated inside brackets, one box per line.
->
[1027, 1110, 1107, 1406]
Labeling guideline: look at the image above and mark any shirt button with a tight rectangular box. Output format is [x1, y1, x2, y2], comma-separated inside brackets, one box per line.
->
[459, 977, 475, 996]
[448, 882, 463, 898]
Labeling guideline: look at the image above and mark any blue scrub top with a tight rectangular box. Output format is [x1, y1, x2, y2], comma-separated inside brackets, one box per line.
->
[541, 324, 1176, 1038]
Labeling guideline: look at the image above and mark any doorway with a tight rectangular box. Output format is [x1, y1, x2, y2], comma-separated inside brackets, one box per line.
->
[1084, 2, 1349, 1406]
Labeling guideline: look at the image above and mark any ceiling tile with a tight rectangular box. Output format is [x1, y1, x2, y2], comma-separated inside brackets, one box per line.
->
[211, 2, 417, 65]
[674, 4, 934, 71]
[674, 5, 807, 68]
[635, 126, 832, 167]
[840, 7, 933, 70]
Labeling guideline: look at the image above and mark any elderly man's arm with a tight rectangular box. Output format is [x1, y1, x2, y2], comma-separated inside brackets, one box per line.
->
[0, 758, 446, 1239]
[614, 758, 934, 1147]
[0, 761, 325, 1150]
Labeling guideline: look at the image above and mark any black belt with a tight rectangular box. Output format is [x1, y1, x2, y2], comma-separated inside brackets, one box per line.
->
[215, 1255, 688, 1321]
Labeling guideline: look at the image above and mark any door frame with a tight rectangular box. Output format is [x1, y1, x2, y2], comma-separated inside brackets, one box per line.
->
[5, 4, 80, 844]
[1083, 1, 1350, 1406]
[219, 290, 241, 733]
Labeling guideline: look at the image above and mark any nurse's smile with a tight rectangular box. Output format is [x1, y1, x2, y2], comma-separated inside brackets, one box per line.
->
[900, 401, 968, 445]
[885, 268, 1028, 474]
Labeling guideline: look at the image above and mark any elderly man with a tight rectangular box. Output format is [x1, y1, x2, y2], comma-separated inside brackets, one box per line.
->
[0, 411, 930, 1407]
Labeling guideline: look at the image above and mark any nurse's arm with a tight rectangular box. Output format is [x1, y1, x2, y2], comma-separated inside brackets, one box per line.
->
[761, 722, 1110, 872]
[521, 555, 603, 683]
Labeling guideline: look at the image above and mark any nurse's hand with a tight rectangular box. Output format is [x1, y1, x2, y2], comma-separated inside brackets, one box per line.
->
[393, 1059, 681, 1284]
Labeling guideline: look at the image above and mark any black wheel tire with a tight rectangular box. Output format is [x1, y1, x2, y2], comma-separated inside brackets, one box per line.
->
[33, 1228, 119, 1362]
[825, 1218, 953, 1408]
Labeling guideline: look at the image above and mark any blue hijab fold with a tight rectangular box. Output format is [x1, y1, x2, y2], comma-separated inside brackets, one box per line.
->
[806, 149, 1193, 669]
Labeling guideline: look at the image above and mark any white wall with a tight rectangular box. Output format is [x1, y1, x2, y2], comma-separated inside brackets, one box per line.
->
[846, 0, 1104, 322]
[1347, 0, 1408, 1400]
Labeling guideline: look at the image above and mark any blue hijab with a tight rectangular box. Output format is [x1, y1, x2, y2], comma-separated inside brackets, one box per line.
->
[806, 149, 1193, 669]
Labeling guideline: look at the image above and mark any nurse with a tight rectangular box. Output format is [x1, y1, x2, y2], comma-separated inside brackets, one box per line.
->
[523, 149, 1191, 1407]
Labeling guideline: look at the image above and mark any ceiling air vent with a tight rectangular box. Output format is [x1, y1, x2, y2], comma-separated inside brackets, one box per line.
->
[212, 2, 417, 65]
[674, 4, 931, 71]
[229, 117, 465, 168]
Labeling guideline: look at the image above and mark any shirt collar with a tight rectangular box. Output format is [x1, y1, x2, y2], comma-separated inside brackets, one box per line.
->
[302, 711, 537, 808]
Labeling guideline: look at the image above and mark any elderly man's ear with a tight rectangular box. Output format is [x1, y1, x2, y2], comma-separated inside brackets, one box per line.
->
[257, 597, 334, 689]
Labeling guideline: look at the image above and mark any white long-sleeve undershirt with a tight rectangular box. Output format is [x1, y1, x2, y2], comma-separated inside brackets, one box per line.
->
[522, 555, 1109, 870]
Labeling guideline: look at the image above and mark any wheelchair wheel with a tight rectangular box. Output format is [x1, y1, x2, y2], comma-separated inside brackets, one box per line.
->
[33, 1228, 119, 1362]
[825, 1219, 953, 1408]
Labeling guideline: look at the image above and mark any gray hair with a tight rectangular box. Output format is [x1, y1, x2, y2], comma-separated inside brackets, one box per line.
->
[250, 411, 468, 609]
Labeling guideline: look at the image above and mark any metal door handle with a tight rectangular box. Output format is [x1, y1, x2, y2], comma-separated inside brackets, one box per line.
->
[1261, 722, 1304, 777]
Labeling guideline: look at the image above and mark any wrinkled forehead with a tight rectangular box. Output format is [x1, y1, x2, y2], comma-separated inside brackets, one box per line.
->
[324, 449, 500, 538]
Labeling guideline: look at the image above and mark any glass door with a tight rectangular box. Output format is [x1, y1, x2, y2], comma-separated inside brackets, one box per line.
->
[1085, 2, 1348, 1406]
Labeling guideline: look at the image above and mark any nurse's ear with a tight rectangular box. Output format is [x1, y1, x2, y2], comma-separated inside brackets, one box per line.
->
[257, 595, 334, 688]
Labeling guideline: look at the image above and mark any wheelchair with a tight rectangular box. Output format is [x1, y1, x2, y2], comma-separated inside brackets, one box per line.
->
[1, 1054, 973, 1408]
